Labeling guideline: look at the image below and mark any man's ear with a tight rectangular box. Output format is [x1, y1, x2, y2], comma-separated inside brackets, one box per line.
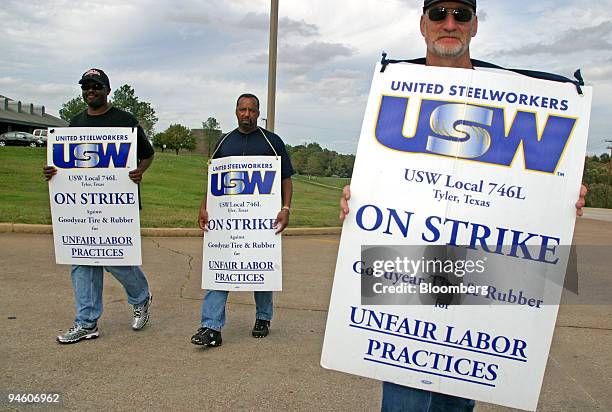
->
[420, 14, 426, 37]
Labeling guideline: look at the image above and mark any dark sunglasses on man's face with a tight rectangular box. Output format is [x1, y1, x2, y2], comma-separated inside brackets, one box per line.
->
[427, 7, 473, 23]
[80, 83, 105, 91]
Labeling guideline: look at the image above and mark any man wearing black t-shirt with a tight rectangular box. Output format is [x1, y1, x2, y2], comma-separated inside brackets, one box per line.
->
[191, 93, 294, 347]
[44, 68, 155, 344]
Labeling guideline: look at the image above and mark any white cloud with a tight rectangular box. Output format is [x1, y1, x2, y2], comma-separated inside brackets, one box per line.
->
[284, 69, 367, 104]
[499, 22, 612, 56]
[249, 41, 354, 74]
[1, 0, 611, 155]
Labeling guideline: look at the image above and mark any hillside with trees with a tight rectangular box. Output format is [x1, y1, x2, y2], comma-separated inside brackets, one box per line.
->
[583, 153, 612, 208]
[286, 143, 355, 178]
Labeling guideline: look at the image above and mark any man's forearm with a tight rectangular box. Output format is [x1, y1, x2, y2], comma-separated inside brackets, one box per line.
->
[137, 155, 154, 173]
[281, 178, 293, 207]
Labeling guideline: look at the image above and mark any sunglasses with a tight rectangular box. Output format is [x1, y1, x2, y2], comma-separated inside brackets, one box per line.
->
[427, 7, 473, 23]
[80, 83, 105, 91]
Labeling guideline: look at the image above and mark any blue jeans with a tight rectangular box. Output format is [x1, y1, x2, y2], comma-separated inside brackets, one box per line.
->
[381, 382, 475, 412]
[71, 265, 150, 328]
[200, 290, 273, 330]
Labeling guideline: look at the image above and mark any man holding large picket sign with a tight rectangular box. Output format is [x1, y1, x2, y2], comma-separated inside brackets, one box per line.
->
[192, 93, 294, 347]
[329, 1, 589, 411]
[44, 68, 155, 344]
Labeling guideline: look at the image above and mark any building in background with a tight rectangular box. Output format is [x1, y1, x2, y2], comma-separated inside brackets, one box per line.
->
[191, 127, 223, 157]
[0, 95, 67, 134]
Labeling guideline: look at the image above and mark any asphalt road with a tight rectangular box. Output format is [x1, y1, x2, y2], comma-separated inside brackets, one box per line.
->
[1, 216, 611, 411]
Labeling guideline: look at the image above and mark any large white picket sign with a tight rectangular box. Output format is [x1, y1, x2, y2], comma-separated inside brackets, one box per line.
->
[321, 63, 591, 411]
[47, 127, 141, 265]
[202, 156, 282, 291]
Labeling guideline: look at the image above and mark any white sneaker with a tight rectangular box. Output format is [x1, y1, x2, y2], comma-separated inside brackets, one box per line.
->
[56, 324, 99, 344]
[132, 294, 152, 330]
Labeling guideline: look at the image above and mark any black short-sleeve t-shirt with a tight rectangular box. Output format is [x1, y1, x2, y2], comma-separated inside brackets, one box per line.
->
[69, 107, 154, 161]
[69, 106, 154, 209]
[212, 128, 294, 180]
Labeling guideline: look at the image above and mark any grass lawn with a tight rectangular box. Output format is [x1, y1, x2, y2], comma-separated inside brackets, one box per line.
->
[0, 147, 346, 228]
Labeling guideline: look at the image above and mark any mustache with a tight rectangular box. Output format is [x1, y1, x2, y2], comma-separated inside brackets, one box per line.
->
[435, 34, 462, 40]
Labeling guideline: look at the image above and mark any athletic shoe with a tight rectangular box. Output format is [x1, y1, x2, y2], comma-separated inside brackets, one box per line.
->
[191, 327, 222, 347]
[252, 319, 270, 338]
[132, 294, 152, 330]
[56, 324, 99, 344]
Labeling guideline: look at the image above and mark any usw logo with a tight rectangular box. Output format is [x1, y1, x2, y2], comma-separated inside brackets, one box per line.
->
[375, 96, 577, 173]
[53, 143, 131, 168]
[211, 170, 276, 196]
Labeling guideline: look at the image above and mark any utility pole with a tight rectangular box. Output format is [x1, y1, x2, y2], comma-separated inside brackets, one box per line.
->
[202, 122, 209, 159]
[606, 140, 612, 208]
[267, 0, 279, 132]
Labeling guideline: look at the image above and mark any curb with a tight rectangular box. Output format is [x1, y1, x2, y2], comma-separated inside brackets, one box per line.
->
[0, 223, 341, 237]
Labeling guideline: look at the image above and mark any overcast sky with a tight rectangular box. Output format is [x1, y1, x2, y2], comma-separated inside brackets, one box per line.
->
[2, 0, 611, 155]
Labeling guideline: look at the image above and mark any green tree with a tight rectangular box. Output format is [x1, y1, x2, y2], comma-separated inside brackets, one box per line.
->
[306, 155, 325, 176]
[583, 154, 612, 208]
[59, 96, 86, 121]
[330, 154, 354, 177]
[291, 150, 308, 174]
[111, 84, 158, 138]
[151, 132, 168, 152]
[286, 142, 354, 177]
[160, 124, 195, 155]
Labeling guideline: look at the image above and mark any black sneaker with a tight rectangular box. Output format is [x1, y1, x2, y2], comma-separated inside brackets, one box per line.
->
[252, 319, 270, 338]
[191, 327, 222, 347]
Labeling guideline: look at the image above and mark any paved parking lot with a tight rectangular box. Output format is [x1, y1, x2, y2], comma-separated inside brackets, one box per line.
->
[1, 215, 611, 411]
